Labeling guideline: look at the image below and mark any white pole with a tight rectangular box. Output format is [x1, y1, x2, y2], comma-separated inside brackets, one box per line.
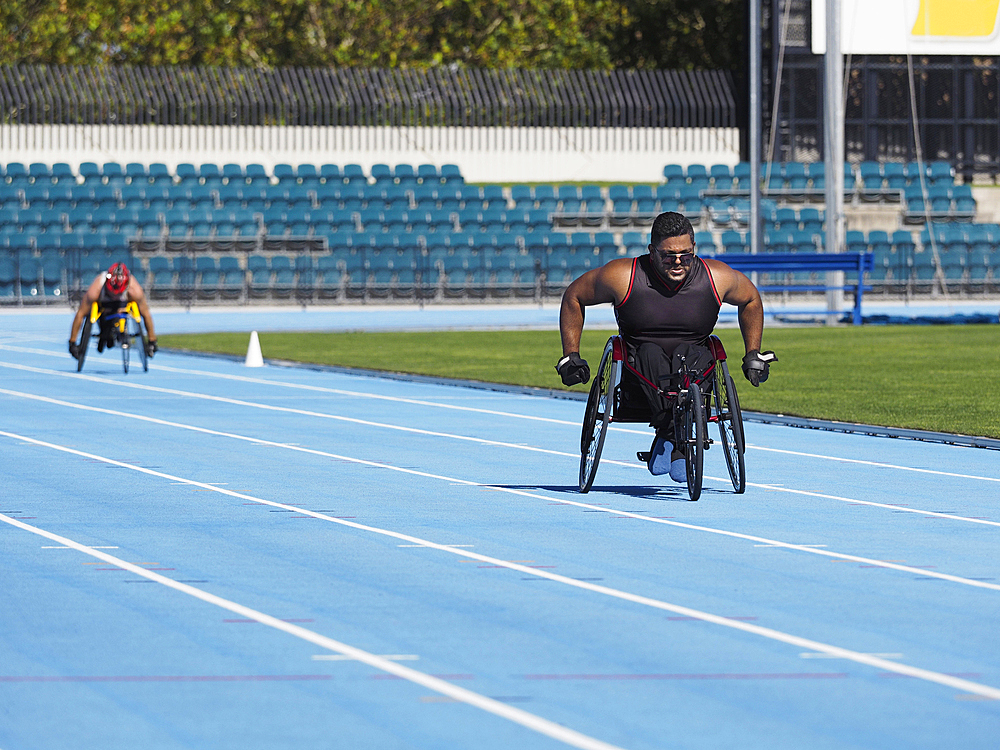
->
[824, 0, 846, 320]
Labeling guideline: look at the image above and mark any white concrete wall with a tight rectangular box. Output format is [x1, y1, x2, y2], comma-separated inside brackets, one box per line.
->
[0, 125, 740, 184]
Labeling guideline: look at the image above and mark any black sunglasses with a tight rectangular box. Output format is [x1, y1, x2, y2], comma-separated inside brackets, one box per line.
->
[656, 251, 695, 267]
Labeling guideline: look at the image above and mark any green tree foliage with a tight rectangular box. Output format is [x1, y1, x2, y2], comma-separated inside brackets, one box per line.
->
[609, 0, 745, 71]
[0, 0, 740, 70]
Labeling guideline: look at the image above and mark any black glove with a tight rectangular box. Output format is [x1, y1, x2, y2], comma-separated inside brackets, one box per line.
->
[145, 338, 158, 358]
[742, 350, 777, 387]
[556, 352, 590, 386]
[68, 339, 80, 360]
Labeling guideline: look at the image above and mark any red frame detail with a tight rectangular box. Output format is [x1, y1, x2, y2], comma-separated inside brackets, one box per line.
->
[708, 335, 727, 361]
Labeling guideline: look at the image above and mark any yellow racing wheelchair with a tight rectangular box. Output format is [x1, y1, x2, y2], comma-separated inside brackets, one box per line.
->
[75, 301, 150, 374]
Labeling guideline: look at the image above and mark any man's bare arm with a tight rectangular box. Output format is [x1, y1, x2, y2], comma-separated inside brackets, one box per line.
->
[68, 276, 103, 342]
[129, 280, 156, 340]
[707, 260, 764, 354]
[558, 260, 630, 356]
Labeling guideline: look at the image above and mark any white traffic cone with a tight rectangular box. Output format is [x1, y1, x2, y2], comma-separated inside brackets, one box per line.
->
[245, 331, 264, 367]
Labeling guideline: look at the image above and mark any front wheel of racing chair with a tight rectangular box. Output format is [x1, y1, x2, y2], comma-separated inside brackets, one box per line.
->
[708, 336, 746, 493]
[675, 380, 707, 502]
[113, 302, 149, 374]
[579, 337, 618, 493]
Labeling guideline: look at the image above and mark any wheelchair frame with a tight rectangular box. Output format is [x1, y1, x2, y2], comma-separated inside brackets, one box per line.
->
[579, 334, 746, 500]
[76, 301, 149, 374]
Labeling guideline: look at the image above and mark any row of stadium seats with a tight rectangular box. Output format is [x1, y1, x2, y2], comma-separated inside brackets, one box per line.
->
[664, 160, 956, 187]
[7, 221, 1000, 263]
[661, 160, 960, 207]
[901, 184, 977, 222]
[5, 159, 956, 190]
[3, 161, 975, 226]
[7, 217, 1000, 302]
[0, 162, 465, 188]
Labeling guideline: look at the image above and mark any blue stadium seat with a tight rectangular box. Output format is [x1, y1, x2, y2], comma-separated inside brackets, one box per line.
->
[719, 230, 745, 254]
[101, 163, 125, 187]
[927, 160, 954, 185]
[245, 164, 269, 185]
[50, 163, 75, 185]
[148, 163, 172, 185]
[175, 163, 198, 183]
[3, 163, 29, 185]
[952, 184, 977, 220]
[417, 164, 439, 184]
[342, 164, 366, 185]
[858, 161, 883, 202]
[28, 163, 50, 182]
[370, 164, 392, 183]
[662, 164, 685, 183]
[125, 163, 148, 184]
[440, 164, 464, 184]
[222, 164, 244, 184]
[558, 185, 580, 202]
[273, 164, 296, 184]
[774, 207, 798, 231]
[844, 230, 867, 254]
[393, 164, 416, 186]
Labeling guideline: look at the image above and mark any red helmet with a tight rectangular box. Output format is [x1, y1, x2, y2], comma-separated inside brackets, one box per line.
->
[104, 262, 130, 295]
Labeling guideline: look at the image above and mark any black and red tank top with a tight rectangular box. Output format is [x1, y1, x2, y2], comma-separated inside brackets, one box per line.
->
[614, 254, 721, 356]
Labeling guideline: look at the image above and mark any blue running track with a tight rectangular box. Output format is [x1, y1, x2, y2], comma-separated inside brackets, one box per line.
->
[1, 308, 998, 750]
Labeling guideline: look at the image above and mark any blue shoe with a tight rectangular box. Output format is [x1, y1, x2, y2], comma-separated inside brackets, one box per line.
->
[647, 437, 674, 475]
[669, 458, 687, 483]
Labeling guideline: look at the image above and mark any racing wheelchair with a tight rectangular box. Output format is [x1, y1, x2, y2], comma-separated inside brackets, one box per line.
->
[75, 301, 150, 374]
[579, 334, 745, 501]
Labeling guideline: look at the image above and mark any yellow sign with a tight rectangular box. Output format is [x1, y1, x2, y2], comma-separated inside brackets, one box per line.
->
[911, 0, 1000, 37]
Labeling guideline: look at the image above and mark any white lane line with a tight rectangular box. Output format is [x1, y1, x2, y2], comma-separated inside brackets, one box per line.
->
[4, 382, 999, 533]
[5, 392, 1000, 591]
[0, 512, 623, 750]
[746, 444, 1000, 484]
[3, 351, 996, 483]
[800, 652, 905, 660]
[3, 430, 999, 702]
[0, 364, 574, 459]
[0, 346, 584, 427]
[312, 654, 420, 661]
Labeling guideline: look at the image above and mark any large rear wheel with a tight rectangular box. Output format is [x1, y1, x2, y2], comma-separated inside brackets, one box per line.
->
[76, 319, 91, 372]
[714, 360, 746, 492]
[678, 382, 705, 502]
[579, 339, 616, 493]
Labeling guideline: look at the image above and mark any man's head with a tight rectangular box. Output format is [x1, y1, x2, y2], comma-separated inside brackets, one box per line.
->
[648, 212, 696, 286]
[104, 262, 130, 295]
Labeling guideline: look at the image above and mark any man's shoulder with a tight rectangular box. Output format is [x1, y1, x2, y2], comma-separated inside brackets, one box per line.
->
[702, 256, 740, 280]
[702, 256, 732, 271]
[597, 255, 637, 284]
[603, 255, 637, 271]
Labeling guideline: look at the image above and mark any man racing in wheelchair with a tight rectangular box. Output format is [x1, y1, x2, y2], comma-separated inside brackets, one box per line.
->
[69, 262, 158, 361]
[557, 211, 776, 481]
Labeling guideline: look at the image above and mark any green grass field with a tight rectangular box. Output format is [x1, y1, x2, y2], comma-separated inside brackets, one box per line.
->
[160, 325, 1000, 439]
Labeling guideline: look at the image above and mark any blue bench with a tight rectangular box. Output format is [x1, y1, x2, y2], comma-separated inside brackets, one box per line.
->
[704, 252, 875, 325]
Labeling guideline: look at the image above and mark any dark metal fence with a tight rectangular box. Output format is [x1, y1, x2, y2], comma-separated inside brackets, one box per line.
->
[768, 54, 1000, 179]
[0, 65, 737, 129]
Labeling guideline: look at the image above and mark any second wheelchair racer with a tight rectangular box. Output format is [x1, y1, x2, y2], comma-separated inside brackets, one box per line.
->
[557, 211, 776, 480]
[68, 262, 158, 361]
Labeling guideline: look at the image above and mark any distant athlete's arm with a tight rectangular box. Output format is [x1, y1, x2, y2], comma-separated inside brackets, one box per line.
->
[69, 275, 103, 343]
[129, 279, 156, 341]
